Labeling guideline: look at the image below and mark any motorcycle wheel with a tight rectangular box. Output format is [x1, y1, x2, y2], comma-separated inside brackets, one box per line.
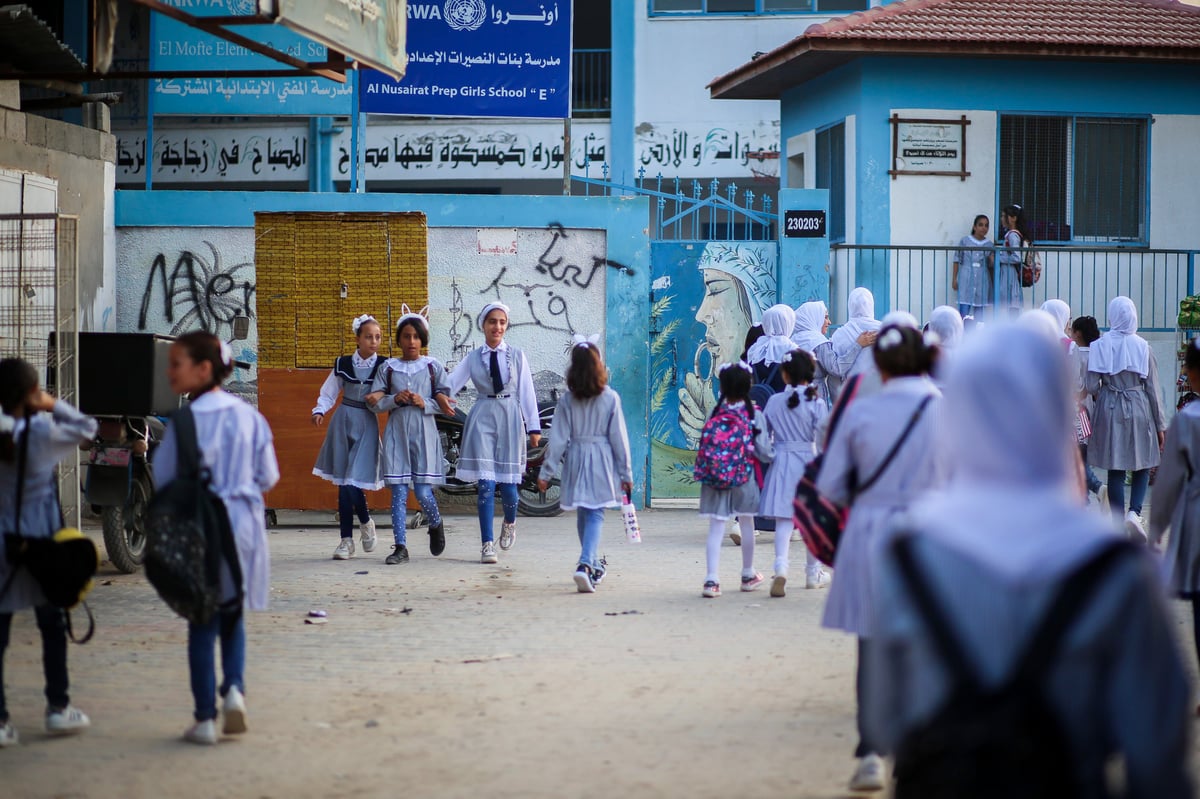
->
[102, 475, 149, 574]
[518, 478, 562, 517]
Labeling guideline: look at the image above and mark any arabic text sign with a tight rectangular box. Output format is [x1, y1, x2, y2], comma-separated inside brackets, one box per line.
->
[894, 121, 964, 171]
[116, 127, 310, 182]
[360, 1, 571, 119]
[273, 0, 407, 81]
[151, 0, 353, 116]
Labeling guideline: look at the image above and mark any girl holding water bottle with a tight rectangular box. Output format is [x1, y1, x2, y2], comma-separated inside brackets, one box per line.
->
[537, 336, 633, 593]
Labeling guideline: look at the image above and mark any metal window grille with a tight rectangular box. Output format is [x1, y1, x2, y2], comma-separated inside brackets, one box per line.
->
[816, 122, 846, 242]
[1000, 115, 1146, 244]
[0, 213, 81, 525]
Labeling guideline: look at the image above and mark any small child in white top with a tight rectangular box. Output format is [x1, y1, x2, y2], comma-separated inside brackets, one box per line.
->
[758, 349, 831, 597]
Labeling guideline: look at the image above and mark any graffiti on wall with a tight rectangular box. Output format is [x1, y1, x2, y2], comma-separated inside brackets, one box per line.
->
[428, 225, 614, 406]
[116, 228, 259, 388]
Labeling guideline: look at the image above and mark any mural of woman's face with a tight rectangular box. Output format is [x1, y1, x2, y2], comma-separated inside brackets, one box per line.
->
[696, 268, 750, 369]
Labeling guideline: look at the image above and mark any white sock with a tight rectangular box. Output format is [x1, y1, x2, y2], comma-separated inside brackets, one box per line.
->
[773, 518, 792, 576]
[806, 548, 824, 579]
[706, 518, 724, 583]
[738, 516, 755, 574]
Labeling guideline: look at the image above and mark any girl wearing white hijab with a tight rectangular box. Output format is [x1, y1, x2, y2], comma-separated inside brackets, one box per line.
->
[816, 324, 947, 792]
[829, 287, 881, 386]
[746, 304, 797, 395]
[791, 300, 834, 402]
[868, 325, 1190, 798]
[926, 306, 964, 387]
[1040, 298, 1073, 352]
[1085, 297, 1166, 540]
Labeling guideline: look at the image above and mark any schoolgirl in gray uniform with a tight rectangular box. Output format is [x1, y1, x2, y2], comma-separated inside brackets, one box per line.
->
[951, 214, 993, 318]
[1086, 296, 1166, 541]
[758, 349, 830, 596]
[537, 336, 633, 593]
[312, 314, 384, 560]
[446, 302, 541, 564]
[368, 307, 454, 565]
[996, 204, 1028, 314]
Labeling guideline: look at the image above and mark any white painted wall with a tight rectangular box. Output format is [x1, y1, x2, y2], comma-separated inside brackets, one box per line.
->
[98, 162, 117, 332]
[889, 110, 998, 246]
[1149, 115, 1200, 251]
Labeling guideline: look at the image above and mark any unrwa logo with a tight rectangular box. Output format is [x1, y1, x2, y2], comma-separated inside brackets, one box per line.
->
[443, 0, 486, 30]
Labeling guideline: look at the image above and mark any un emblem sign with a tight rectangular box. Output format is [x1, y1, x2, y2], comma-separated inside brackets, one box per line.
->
[444, 0, 487, 31]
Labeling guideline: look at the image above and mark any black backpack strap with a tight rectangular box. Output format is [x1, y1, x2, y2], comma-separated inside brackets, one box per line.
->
[171, 405, 201, 480]
[822, 373, 862, 449]
[855, 395, 933, 497]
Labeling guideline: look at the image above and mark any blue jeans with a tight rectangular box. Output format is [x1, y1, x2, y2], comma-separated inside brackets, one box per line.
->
[0, 605, 69, 722]
[576, 507, 605, 569]
[1080, 444, 1102, 494]
[476, 480, 518, 543]
[1107, 469, 1150, 516]
[187, 609, 245, 722]
[390, 484, 442, 546]
[337, 485, 370, 539]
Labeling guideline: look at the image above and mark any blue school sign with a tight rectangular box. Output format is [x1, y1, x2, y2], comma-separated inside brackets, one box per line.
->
[150, 0, 353, 116]
[360, 1, 572, 119]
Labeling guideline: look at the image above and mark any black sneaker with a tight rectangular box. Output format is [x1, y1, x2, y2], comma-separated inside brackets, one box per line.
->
[385, 544, 409, 565]
[573, 564, 595, 593]
[428, 521, 445, 557]
[592, 556, 608, 586]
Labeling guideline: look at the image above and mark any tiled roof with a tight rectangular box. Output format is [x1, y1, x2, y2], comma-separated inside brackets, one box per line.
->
[710, 0, 1200, 99]
[806, 0, 1200, 49]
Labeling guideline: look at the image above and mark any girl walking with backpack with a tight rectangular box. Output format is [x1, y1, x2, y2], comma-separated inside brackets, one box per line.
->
[815, 324, 947, 792]
[311, 314, 384, 561]
[446, 303, 542, 564]
[155, 332, 279, 745]
[758, 349, 830, 597]
[695, 362, 774, 598]
[0, 358, 97, 747]
[536, 337, 633, 593]
[997, 204, 1029, 315]
[366, 308, 454, 564]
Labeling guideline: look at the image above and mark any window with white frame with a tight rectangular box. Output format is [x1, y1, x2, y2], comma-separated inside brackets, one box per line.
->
[650, 0, 868, 14]
[816, 122, 846, 242]
[999, 115, 1148, 244]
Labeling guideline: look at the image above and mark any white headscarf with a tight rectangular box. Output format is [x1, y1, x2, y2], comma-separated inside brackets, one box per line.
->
[927, 306, 964, 350]
[906, 324, 1120, 584]
[791, 300, 829, 352]
[696, 242, 777, 324]
[1040, 299, 1071, 333]
[880, 310, 919, 330]
[830, 287, 881, 376]
[1018, 309, 1065, 346]
[476, 302, 511, 331]
[746, 304, 797, 367]
[1088, 296, 1150, 377]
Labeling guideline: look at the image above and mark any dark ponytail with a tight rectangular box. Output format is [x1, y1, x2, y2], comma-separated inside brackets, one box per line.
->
[873, 324, 938, 379]
[780, 349, 816, 408]
[0, 358, 38, 462]
[174, 331, 233, 399]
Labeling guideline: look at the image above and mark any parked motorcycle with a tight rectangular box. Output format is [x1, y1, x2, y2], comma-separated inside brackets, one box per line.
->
[436, 399, 561, 517]
[86, 414, 163, 573]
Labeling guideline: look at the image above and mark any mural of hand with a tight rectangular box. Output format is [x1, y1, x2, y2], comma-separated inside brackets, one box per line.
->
[678, 371, 716, 447]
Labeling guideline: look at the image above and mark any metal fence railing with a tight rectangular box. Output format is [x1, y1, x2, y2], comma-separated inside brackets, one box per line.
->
[829, 245, 1199, 332]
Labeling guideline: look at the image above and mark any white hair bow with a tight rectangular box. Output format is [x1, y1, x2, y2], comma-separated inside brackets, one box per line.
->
[717, 360, 751, 375]
[218, 340, 233, 367]
[352, 314, 378, 334]
[877, 327, 904, 351]
[572, 333, 601, 348]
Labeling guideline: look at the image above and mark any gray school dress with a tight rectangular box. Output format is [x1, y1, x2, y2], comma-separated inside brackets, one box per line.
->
[816, 377, 946, 638]
[1151, 402, 1200, 597]
[698, 402, 774, 520]
[450, 345, 539, 483]
[1084, 355, 1165, 471]
[953, 234, 993, 309]
[758, 388, 828, 519]
[312, 355, 384, 490]
[370, 356, 448, 486]
[538, 387, 633, 510]
[995, 230, 1025, 309]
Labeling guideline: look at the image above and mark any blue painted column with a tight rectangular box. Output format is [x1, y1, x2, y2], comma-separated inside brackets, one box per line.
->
[309, 118, 335, 193]
[777, 189, 831, 308]
[608, 3, 636, 190]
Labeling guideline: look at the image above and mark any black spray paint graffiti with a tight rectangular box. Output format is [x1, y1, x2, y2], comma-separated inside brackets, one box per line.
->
[137, 241, 256, 338]
[534, 222, 633, 289]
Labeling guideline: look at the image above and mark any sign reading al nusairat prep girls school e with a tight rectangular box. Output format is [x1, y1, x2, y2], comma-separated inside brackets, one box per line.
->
[359, 0, 572, 119]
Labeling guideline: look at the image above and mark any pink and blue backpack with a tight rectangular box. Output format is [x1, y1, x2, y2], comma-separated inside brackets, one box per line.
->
[693, 404, 756, 489]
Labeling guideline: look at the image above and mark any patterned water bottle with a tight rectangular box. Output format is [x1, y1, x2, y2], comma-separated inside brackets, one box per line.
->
[621, 493, 642, 543]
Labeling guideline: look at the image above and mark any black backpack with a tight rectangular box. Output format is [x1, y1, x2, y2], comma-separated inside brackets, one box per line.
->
[145, 405, 243, 626]
[890, 536, 1131, 799]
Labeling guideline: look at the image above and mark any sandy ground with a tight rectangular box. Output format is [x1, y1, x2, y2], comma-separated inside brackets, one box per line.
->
[1, 507, 1197, 799]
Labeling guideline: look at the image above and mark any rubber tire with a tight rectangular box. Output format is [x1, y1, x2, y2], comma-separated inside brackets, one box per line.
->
[518, 478, 562, 517]
[101, 477, 148, 574]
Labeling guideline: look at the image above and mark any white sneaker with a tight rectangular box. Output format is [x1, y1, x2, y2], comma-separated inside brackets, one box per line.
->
[359, 518, 377, 553]
[849, 753, 885, 792]
[332, 537, 354, 560]
[45, 705, 90, 735]
[222, 686, 247, 735]
[481, 541, 499, 564]
[1097, 484, 1108, 509]
[770, 574, 787, 598]
[499, 521, 516, 551]
[0, 721, 17, 747]
[183, 719, 218, 745]
[1125, 511, 1148, 543]
[806, 569, 831, 589]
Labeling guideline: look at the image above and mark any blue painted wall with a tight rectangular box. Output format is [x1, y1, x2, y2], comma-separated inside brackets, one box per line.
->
[116, 190, 653, 504]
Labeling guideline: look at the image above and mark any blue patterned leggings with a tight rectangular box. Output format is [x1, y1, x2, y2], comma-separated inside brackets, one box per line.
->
[390, 484, 442, 546]
[476, 480, 518, 543]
